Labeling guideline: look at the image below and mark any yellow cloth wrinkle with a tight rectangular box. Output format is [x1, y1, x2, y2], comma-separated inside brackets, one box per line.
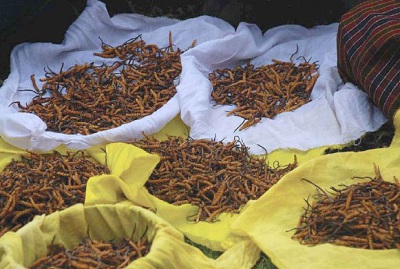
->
[104, 143, 160, 185]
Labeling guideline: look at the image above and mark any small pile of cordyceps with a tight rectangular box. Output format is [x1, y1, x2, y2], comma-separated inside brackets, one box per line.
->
[29, 235, 150, 268]
[13, 32, 192, 135]
[292, 164, 400, 249]
[209, 59, 319, 130]
[0, 150, 110, 236]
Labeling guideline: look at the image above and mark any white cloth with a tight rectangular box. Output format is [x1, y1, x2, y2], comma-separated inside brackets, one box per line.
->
[0, 0, 387, 153]
[178, 22, 388, 155]
[0, 0, 234, 151]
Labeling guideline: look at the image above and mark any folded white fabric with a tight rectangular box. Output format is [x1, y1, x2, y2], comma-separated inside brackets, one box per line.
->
[178, 22, 388, 155]
[0, 0, 234, 151]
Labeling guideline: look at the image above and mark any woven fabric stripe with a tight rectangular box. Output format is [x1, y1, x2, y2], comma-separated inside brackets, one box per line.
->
[337, 0, 400, 119]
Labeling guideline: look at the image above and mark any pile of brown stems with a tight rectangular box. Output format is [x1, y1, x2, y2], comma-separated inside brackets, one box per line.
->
[29, 236, 150, 268]
[132, 135, 297, 222]
[14, 33, 187, 135]
[209, 59, 319, 131]
[0, 151, 110, 236]
[292, 164, 400, 249]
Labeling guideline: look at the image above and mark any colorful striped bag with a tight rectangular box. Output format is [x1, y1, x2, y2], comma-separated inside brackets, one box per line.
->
[337, 0, 400, 120]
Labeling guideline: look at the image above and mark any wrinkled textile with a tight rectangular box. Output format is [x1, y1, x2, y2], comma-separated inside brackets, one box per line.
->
[338, 0, 400, 120]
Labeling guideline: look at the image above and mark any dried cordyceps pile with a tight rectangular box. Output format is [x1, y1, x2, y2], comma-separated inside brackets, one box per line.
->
[29, 235, 150, 268]
[132, 135, 297, 222]
[0, 151, 110, 236]
[292, 164, 400, 249]
[209, 59, 319, 130]
[13, 33, 188, 135]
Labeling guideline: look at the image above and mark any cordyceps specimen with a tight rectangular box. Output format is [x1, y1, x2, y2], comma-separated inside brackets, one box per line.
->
[29, 233, 150, 268]
[131, 135, 297, 222]
[12, 32, 192, 135]
[209, 59, 319, 131]
[0, 151, 110, 237]
[292, 164, 400, 249]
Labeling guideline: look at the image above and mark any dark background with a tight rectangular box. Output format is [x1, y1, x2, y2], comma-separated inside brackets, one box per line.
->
[0, 0, 365, 81]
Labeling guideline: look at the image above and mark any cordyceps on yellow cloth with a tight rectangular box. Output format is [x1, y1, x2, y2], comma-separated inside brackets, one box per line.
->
[0, 203, 260, 269]
[86, 142, 246, 251]
[230, 111, 400, 269]
[84, 139, 334, 251]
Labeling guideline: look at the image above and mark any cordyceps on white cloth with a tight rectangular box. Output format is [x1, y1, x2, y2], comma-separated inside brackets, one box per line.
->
[0, 0, 234, 151]
[177, 22, 388, 155]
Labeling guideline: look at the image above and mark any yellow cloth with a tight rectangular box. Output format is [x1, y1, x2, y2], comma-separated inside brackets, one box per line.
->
[150, 115, 189, 141]
[262, 144, 330, 167]
[85, 143, 160, 207]
[230, 111, 400, 269]
[0, 139, 26, 155]
[0, 203, 260, 269]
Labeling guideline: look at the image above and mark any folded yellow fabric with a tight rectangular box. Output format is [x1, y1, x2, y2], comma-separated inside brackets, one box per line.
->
[266, 144, 331, 166]
[0, 139, 26, 155]
[230, 111, 400, 269]
[150, 115, 189, 141]
[0, 203, 260, 269]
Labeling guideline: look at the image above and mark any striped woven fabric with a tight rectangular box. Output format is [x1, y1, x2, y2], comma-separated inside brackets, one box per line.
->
[337, 0, 400, 120]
